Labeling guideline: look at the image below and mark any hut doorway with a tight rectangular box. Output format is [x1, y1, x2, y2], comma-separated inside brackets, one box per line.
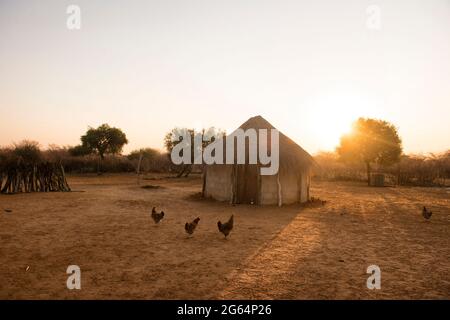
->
[236, 164, 258, 204]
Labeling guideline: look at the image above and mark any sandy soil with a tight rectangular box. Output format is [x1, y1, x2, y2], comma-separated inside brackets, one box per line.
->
[0, 174, 449, 299]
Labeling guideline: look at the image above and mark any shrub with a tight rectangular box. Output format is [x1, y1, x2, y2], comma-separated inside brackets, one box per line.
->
[12, 140, 42, 164]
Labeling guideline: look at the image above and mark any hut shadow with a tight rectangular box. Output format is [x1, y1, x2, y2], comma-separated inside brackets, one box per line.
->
[210, 198, 383, 299]
[158, 196, 318, 299]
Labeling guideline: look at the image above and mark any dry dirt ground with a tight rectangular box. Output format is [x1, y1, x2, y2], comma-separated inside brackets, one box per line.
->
[0, 174, 449, 299]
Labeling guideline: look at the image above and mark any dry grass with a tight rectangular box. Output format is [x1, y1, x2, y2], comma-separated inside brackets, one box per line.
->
[0, 174, 449, 299]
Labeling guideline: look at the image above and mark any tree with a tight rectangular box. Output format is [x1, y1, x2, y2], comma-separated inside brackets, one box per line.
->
[337, 118, 402, 185]
[164, 127, 224, 177]
[80, 124, 128, 173]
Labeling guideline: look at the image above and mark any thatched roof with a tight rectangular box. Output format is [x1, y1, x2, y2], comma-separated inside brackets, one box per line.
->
[213, 115, 315, 173]
[240, 115, 314, 172]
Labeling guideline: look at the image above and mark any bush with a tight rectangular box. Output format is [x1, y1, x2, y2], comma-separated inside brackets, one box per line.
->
[0, 142, 173, 175]
[385, 152, 450, 187]
[0, 147, 14, 171]
[12, 140, 42, 164]
[313, 151, 367, 182]
[127, 148, 172, 173]
[68, 144, 91, 157]
[313, 150, 450, 187]
[60, 154, 135, 173]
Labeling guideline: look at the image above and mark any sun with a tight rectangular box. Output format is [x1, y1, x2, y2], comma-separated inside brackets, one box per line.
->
[304, 90, 375, 151]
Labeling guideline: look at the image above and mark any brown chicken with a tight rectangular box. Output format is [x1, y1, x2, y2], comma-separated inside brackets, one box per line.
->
[218, 214, 234, 238]
[151, 207, 165, 224]
[185, 217, 200, 235]
[422, 206, 432, 220]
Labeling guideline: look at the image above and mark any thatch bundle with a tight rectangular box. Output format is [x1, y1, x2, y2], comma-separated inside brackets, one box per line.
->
[0, 161, 70, 194]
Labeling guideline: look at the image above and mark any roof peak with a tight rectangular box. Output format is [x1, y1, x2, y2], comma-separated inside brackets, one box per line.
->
[234, 115, 315, 168]
[239, 115, 275, 130]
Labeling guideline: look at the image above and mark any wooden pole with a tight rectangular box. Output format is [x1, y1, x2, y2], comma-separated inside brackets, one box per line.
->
[136, 152, 143, 185]
[257, 165, 262, 205]
[307, 172, 310, 200]
[230, 164, 236, 205]
[277, 172, 282, 207]
[202, 166, 207, 197]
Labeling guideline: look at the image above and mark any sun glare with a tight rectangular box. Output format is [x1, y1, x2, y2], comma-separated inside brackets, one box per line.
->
[305, 91, 375, 151]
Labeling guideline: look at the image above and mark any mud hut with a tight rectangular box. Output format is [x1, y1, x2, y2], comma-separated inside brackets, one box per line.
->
[202, 115, 315, 206]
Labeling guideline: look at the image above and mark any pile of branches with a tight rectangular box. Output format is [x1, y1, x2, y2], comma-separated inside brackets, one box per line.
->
[0, 161, 71, 194]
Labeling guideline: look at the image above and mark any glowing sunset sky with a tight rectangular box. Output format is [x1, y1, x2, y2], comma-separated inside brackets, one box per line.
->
[0, 0, 449, 154]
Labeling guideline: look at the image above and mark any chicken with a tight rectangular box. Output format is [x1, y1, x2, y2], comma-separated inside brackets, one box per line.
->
[422, 206, 432, 220]
[218, 214, 234, 238]
[185, 217, 200, 235]
[306, 197, 327, 206]
[151, 207, 165, 224]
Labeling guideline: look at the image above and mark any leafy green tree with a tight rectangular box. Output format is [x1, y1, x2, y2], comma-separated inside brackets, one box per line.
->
[79, 124, 128, 173]
[81, 124, 128, 159]
[337, 118, 402, 185]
